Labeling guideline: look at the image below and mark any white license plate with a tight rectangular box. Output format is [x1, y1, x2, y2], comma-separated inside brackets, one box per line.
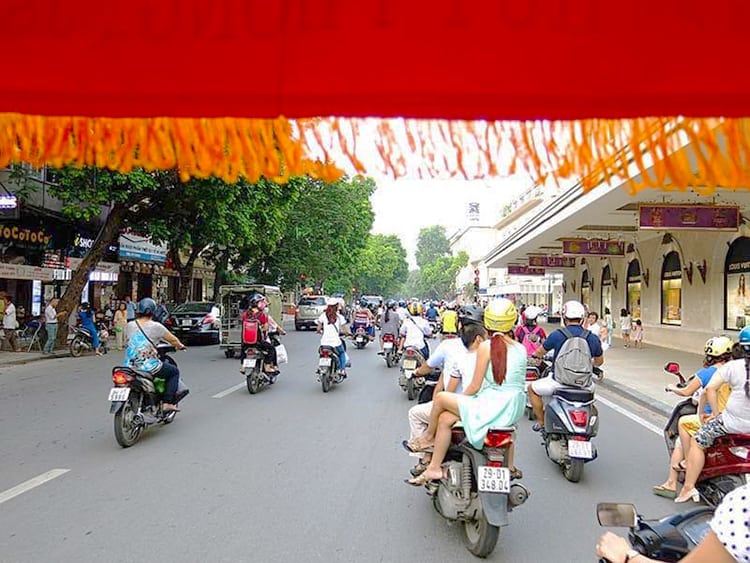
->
[404, 359, 417, 370]
[356, 336, 364, 342]
[319, 357, 332, 367]
[568, 439, 593, 459]
[108, 387, 130, 402]
[243, 359, 257, 368]
[182, 319, 192, 326]
[384, 342, 394, 349]
[477, 466, 510, 493]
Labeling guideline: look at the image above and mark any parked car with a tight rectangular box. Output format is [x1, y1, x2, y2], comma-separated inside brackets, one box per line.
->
[295, 295, 328, 330]
[165, 302, 220, 344]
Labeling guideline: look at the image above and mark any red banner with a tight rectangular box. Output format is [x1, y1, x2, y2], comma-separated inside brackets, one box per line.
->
[639, 205, 740, 231]
[562, 239, 625, 256]
[528, 256, 576, 268]
[508, 265, 545, 276]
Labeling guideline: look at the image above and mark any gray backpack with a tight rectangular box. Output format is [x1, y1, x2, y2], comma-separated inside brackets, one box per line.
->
[554, 327, 593, 388]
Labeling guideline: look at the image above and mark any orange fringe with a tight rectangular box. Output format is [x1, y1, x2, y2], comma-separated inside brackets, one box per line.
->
[1, 113, 749, 193]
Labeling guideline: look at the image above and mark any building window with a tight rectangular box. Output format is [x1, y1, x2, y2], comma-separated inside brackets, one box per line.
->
[581, 269, 591, 310]
[627, 260, 642, 320]
[601, 265, 612, 316]
[725, 236, 750, 330]
[661, 251, 682, 325]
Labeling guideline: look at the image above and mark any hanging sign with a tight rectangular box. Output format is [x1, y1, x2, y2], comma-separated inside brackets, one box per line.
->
[118, 232, 167, 263]
[0, 224, 52, 246]
[562, 239, 625, 256]
[507, 265, 545, 276]
[0, 193, 19, 220]
[639, 204, 740, 231]
[528, 256, 576, 268]
[0, 263, 55, 281]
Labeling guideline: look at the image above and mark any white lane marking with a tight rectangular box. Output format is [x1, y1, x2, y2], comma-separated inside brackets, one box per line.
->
[597, 396, 662, 436]
[212, 382, 245, 399]
[0, 468, 70, 505]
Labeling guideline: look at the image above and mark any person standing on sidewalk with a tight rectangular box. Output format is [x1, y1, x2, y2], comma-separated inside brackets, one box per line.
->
[619, 308, 632, 348]
[113, 303, 128, 351]
[603, 307, 614, 347]
[43, 298, 65, 354]
[2, 295, 19, 351]
[633, 319, 644, 348]
[125, 296, 136, 322]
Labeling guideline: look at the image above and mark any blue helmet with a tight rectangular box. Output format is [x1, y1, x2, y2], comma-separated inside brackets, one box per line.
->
[739, 326, 750, 349]
[137, 297, 156, 316]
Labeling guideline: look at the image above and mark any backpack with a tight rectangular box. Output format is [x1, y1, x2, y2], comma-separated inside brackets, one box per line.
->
[242, 319, 260, 345]
[554, 327, 594, 388]
[519, 325, 544, 356]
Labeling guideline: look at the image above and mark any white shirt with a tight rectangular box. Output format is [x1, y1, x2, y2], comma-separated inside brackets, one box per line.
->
[456, 351, 479, 392]
[715, 359, 750, 433]
[399, 315, 432, 349]
[45, 304, 58, 324]
[427, 338, 468, 389]
[397, 307, 408, 322]
[710, 483, 750, 562]
[318, 312, 346, 347]
[3, 302, 17, 329]
[587, 321, 602, 341]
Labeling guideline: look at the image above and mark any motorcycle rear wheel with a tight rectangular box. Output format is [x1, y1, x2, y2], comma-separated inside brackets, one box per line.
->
[114, 395, 143, 448]
[406, 378, 416, 401]
[385, 354, 393, 368]
[463, 512, 500, 558]
[70, 336, 84, 357]
[563, 459, 584, 483]
[321, 369, 332, 393]
[247, 371, 261, 394]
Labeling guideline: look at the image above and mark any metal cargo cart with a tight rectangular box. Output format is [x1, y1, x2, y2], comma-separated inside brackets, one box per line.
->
[219, 285, 282, 358]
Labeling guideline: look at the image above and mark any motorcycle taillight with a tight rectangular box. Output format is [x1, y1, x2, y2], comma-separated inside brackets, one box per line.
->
[525, 370, 539, 381]
[484, 430, 513, 448]
[112, 370, 133, 385]
[406, 349, 415, 356]
[570, 410, 588, 427]
[321, 349, 331, 358]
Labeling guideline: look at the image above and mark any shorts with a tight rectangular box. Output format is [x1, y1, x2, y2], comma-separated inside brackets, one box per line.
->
[678, 414, 702, 437]
[694, 415, 729, 449]
[530, 375, 594, 396]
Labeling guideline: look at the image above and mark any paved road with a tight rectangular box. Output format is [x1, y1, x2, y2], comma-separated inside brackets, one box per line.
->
[0, 328, 684, 562]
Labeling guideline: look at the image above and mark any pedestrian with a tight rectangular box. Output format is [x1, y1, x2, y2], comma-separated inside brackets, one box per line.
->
[113, 303, 128, 351]
[43, 298, 65, 354]
[104, 303, 114, 328]
[603, 307, 614, 347]
[2, 295, 19, 351]
[79, 302, 102, 356]
[125, 295, 136, 322]
[620, 308, 632, 348]
[633, 319, 644, 348]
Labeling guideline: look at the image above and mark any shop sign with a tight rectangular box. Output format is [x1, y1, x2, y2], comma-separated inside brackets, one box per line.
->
[0, 224, 52, 246]
[67, 257, 120, 274]
[639, 204, 740, 231]
[561, 239, 625, 256]
[0, 263, 55, 281]
[528, 256, 576, 268]
[118, 232, 167, 263]
[0, 193, 19, 220]
[72, 234, 118, 255]
[507, 265, 545, 276]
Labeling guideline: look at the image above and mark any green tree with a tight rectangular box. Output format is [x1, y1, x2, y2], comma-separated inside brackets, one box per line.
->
[415, 225, 451, 269]
[415, 251, 469, 300]
[350, 234, 408, 297]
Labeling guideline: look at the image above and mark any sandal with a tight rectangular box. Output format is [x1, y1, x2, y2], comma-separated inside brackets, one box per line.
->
[402, 439, 433, 454]
[161, 403, 180, 413]
[532, 423, 543, 432]
[652, 485, 677, 499]
[404, 468, 446, 487]
[410, 463, 427, 477]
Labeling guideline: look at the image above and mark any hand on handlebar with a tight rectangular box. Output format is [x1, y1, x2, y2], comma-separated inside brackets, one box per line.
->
[596, 531, 633, 563]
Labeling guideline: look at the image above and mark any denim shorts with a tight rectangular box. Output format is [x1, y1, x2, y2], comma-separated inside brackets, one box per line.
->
[694, 415, 729, 449]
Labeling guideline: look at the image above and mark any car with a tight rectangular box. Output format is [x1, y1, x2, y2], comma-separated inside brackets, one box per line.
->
[295, 295, 328, 330]
[165, 301, 221, 344]
[361, 295, 383, 314]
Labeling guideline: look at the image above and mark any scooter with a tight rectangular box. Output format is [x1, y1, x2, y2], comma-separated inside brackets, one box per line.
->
[316, 345, 346, 393]
[353, 326, 370, 349]
[596, 501, 713, 562]
[399, 346, 425, 401]
[662, 361, 750, 506]
[70, 325, 109, 356]
[381, 333, 399, 368]
[242, 344, 278, 395]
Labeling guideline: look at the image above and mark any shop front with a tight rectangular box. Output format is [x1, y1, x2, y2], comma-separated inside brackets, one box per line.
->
[725, 236, 750, 330]
[117, 231, 167, 301]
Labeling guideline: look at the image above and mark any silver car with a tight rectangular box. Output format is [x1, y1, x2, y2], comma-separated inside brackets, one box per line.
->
[295, 295, 328, 330]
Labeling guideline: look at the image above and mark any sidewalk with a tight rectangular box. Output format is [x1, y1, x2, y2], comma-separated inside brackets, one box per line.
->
[0, 349, 70, 367]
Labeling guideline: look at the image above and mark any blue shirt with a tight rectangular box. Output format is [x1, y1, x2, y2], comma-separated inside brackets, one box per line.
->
[543, 325, 604, 367]
[126, 301, 136, 320]
[695, 365, 718, 414]
[426, 306, 439, 321]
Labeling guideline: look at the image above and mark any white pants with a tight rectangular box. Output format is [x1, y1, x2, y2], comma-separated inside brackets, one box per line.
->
[408, 401, 432, 441]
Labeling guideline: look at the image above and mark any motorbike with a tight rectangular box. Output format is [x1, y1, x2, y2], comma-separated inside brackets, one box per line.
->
[524, 357, 549, 420]
[662, 361, 750, 506]
[382, 333, 399, 368]
[108, 343, 189, 448]
[242, 343, 278, 395]
[352, 325, 370, 349]
[70, 324, 109, 357]
[596, 501, 713, 562]
[316, 345, 346, 393]
[426, 425, 530, 558]
[399, 346, 426, 401]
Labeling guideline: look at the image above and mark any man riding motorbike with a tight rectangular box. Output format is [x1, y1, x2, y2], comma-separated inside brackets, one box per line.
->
[351, 299, 376, 341]
[528, 300, 604, 431]
[440, 301, 459, 339]
[399, 302, 432, 360]
[425, 301, 439, 323]
[378, 299, 401, 354]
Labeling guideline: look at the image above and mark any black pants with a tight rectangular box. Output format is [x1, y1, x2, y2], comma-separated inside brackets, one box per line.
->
[240, 342, 277, 366]
[156, 361, 180, 403]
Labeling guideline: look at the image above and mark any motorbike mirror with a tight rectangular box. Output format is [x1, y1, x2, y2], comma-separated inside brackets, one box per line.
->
[596, 503, 637, 528]
[663, 362, 681, 375]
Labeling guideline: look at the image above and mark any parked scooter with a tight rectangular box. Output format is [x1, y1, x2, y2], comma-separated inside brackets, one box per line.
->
[382, 333, 399, 368]
[108, 343, 189, 447]
[70, 325, 109, 357]
[316, 345, 346, 393]
[399, 346, 426, 400]
[426, 425, 530, 558]
[596, 501, 713, 562]
[662, 361, 750, 506]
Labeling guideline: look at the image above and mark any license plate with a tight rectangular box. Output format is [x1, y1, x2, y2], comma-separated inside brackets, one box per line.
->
[384, 342, 393, 349]
[319, 357, 332, 367]
[568, 439, 593, 459]
[182, 319, 192, 326]
[108, 387, 130, 401]
[404, 359, 417, 370]
[356, 336, 364, 342]
[243, 359, 257, 368]
[477, 466, 510, 493]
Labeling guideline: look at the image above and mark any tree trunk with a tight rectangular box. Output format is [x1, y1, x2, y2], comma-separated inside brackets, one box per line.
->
[56, 204, 127, 346]
[176, 248, 200, 303]
[211, 249, 230, 303]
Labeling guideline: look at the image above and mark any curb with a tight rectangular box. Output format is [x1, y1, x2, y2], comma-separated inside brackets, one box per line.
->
[0, 351, 71, 368]
[598, 377, 672, 418]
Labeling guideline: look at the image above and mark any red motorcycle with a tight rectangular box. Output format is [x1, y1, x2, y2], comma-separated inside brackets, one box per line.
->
[662, 361, 750, 506]
[381, 333, 399, 368]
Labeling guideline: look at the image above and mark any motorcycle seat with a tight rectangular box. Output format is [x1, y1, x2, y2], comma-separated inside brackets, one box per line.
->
[77, 327, 92, 337]
[553, 387, 595, 403]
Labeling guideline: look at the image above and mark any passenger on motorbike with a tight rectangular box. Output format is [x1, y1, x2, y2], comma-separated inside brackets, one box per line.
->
[352, 300, 376, 340]
[676, 326, 750, 503]
[396, 300, 408, 322]
[528, 300, 604, 430]
[405, 299, 527, 485]
[653, 336, 733, 498]
[425, 301, 439, 322]
[399, 302, 432, 359]
[378, 300, 401, 354]
[317, 298, 351, 376]
[124, 297, 186, 412]
[514, 304, 546, 364]
[240, 294, 278, 375]
[440, 302, 459, 338]
[79, 302, 102, 356]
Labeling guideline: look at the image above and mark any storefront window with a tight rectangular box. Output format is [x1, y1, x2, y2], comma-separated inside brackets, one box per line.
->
[725, 236, 750, 330]
[661, 251, 682, 325]
[581, 270, 591, 310]
[627, 260, 642, 320]
[601, 265, 612, 316]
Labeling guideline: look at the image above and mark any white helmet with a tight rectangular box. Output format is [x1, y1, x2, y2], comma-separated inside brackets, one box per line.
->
[326, 297, 338, 307]
[524, 305, 542, 321]
[562, 300, 586, 320]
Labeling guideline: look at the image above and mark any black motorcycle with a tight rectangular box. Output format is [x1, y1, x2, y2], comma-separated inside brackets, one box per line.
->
[70, 323, 109, 356]
[108, 344, 188, 447]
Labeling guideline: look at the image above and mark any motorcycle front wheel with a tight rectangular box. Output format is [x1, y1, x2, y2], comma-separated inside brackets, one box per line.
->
[69, 336, 85, 357]
[463, 511, 500, 558]
[114, 393, 143, 448]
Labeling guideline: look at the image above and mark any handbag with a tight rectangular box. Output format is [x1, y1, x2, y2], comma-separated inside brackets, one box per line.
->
[276, 343, 288, 365]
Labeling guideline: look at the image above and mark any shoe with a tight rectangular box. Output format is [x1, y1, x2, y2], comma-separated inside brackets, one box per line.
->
[532, 422, 543, 432]
[652, 485, 677, 499]
[674, 488, 699, 503]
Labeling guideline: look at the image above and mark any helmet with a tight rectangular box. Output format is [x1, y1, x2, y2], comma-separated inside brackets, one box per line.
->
[137, 297, 156, 316]
[562, 300, 586, 320]
[524, 305, 542, 321]
[386, 299, 396, 310]
[359, 298, 368, 308]
[398, 300, 406, 308]
[740, 327, 750, 350]
[458, 304, 485, 326]
[483, 298, 518, 333]
[249, 293, 264, 307]
[326, 297, 338, 307]
[705, 336, 733, 357]
[446, 301, 457, 310]
[408, 302, 420, 316]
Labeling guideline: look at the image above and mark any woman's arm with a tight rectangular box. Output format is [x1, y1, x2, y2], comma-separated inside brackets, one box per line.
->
[163, 330, 186, 349]
[705, 370, 726, 415]
[464, 341, 490, 396]
[668, 376, 702, 397]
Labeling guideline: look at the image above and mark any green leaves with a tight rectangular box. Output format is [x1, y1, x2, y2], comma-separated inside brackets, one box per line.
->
[403, 226, 467, 300]
[415, 225, 451, 268]
[348, 234, 408, 296]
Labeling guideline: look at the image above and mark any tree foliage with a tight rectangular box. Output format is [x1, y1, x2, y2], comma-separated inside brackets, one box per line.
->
[414, 251, 469, 300]
[349, 234, 408, 297]
[415, 225, 451, 269]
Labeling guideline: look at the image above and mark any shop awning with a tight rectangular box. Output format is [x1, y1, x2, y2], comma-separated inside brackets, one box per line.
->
[1, 1, 750, 189]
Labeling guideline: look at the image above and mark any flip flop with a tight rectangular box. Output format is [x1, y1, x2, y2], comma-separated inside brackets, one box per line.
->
[531, 423, 543, 432]
[404, 470, 444, 487]
[410, 463, 427, 477]
[652, 485, 677, 499]
[402, 439, 433, 454]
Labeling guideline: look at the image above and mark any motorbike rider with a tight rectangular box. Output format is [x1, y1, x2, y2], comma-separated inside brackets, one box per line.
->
[675, 326, 750, 503]
[124, 297, 186, 412]
[514, 304, 546, 364]
[405, 304, 486, 476]
[240, 294, 279, 376]
[425, 301, 439, 323]
[78, 302, 103, 356]
[440, 301, 459, 339]
[352, 299, 376, 340]
[399, 302, 432, 359]
[653, 336, 733, 499]
[317, 297, 352, 377]
[529, 300, 604, 431]
[396, 300, 408, 322]
[378, 299, 401, 355]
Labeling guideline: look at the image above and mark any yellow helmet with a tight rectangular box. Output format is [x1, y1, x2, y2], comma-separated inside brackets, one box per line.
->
[483, 298, 518, 333]
[705, 336, 733, 357]
[408, 302, 420, 316]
